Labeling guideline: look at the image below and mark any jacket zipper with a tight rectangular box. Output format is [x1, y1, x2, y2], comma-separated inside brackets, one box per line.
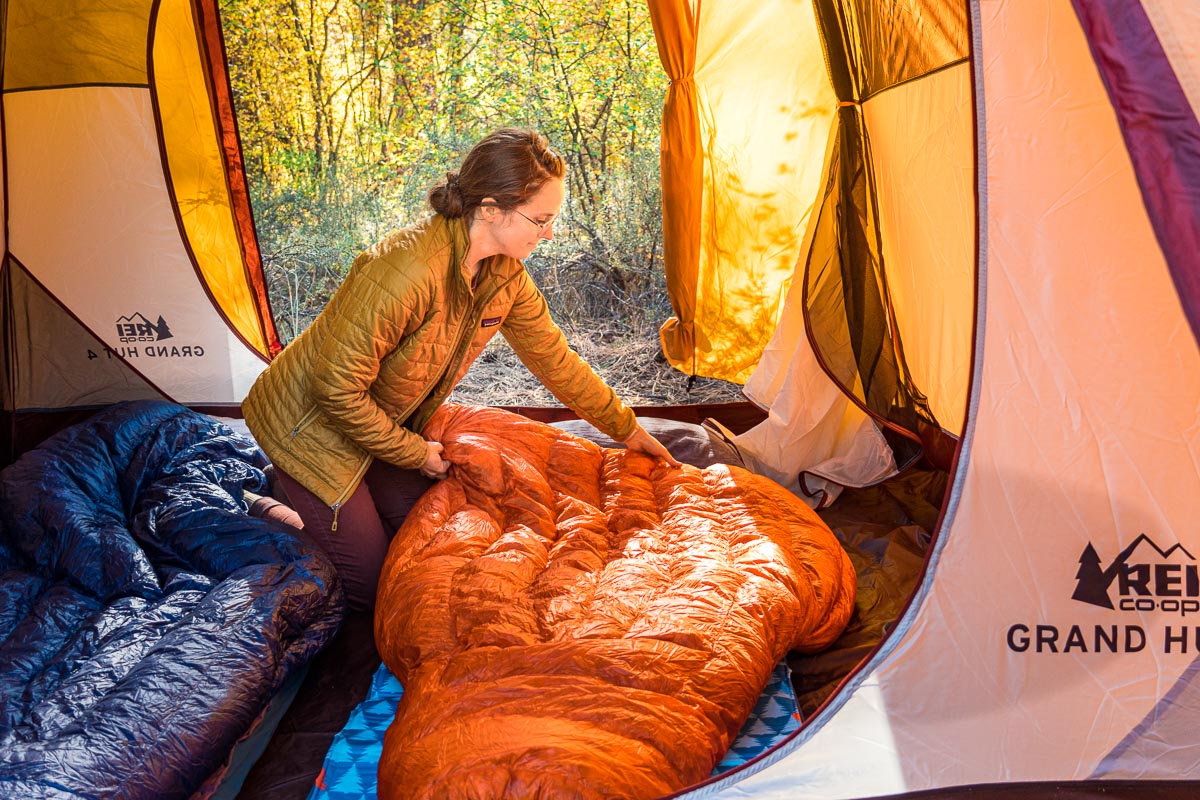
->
[389, 270, 520, 434]
[329, 453, 371, 531]
[288, 405, 368, 527]
[289, 406, 321, 439]
[429, 269, 522, 392]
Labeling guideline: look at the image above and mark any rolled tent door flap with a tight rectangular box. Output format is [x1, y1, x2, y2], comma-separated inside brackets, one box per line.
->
[649, 0, 703, 378]
[652, 0, 837, 384]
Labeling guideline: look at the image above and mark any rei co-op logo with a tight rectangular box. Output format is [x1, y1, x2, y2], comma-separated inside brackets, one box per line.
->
[1006, 533, 1200, 656]
[116, 312, 173, 342]
[1072, 534, 1199, 615]
[86, 312, 205, 362]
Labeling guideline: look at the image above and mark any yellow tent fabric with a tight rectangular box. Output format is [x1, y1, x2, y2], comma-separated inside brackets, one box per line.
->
[155, 0, 276, 357]
[651, 0, 836, 383]
[648, 0, 703, 378]
[733, 0, 973, 503]
[753, 0, 971, 438]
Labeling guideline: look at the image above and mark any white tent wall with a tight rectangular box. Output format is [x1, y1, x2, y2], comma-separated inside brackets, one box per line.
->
[693, 1, 1200, 797]
[6, 86, 262, 405]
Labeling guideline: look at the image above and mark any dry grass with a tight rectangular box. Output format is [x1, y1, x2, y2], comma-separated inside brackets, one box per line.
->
[449, 333, 745, 408]
[450, 249, 746, 408]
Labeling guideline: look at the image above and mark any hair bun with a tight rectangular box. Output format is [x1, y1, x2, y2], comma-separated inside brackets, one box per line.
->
[429, 171, 466, 218]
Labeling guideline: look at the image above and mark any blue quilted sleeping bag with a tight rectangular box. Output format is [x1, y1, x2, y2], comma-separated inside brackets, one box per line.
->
[0, 400, 344, 799]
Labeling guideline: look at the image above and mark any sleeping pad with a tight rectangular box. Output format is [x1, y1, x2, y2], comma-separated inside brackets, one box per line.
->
[0, 400, 344, 799]
[374, 405, 856, 799]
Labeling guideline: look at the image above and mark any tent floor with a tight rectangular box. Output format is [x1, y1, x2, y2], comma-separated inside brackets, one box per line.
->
[238, 609, 381, 799]
[790, 464, 947, 717]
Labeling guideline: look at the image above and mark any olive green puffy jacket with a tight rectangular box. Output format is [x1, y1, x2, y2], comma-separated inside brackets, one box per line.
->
[243, 214, 637, 510]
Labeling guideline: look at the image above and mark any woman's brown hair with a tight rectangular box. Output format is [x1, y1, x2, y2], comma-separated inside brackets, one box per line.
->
[428, 128, 565, 219]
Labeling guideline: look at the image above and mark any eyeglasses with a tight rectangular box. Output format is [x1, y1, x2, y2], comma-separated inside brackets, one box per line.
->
[510, 207, 557, 235]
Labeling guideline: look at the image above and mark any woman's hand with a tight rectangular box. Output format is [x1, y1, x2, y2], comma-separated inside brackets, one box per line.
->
[623, 425, 682, 468]
[420, 440, 451, 479]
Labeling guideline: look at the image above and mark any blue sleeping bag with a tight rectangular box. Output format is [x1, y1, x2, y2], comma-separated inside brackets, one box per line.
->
[0, 400, 344, 799]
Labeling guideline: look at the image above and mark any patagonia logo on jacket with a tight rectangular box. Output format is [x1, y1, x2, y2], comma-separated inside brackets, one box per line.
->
[481, 316, 502, 328]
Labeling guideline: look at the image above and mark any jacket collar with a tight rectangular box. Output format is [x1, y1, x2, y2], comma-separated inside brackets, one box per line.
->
[446, 215, 472, 287]
[444, 213, 524, 293]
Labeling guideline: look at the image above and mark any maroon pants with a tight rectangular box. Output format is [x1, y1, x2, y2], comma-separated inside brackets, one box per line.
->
[271, 460, 434, 610]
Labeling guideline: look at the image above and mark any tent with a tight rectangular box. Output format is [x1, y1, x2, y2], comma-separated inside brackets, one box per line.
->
[674, 1, 1200, 797]
[3, 0, 1200, 799]
[0, 0, 279, 457]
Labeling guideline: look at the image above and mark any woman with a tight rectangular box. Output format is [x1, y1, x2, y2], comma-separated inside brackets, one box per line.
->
[243, 128, 679, 610]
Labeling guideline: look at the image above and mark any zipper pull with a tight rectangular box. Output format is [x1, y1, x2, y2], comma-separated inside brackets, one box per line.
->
[331, 502, 341, 532]
[290, 424, 301, 438]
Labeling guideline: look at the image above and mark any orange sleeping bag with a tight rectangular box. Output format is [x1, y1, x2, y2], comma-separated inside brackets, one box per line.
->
[374, 405, 856, 799]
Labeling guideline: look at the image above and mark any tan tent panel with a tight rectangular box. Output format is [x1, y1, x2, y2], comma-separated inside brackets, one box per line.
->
[3, 0, 150, 90]
[5, 260, 166, 408]
[653, 0, 835, 383]
[1142, 1, 1200, 118]
[1, 0, 278, 433]
[863, 62, 974, 436]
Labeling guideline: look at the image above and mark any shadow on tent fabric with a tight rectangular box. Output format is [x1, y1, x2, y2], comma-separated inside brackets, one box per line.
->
[791, 466, 947, 718]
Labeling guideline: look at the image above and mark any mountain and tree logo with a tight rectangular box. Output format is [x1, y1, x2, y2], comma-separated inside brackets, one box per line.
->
[1073, 534, 1196, 610]
[116, 313, 173, 342]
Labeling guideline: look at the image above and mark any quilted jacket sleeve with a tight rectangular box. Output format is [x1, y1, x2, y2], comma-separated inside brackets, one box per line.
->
[309, 256, 432, 469]
[501, 271, 637, 442]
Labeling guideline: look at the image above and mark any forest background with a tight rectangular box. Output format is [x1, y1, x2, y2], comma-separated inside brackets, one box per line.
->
[220, 0, 742, 405]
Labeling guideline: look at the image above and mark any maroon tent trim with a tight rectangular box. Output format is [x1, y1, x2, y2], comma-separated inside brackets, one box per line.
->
[1072, 0, 1200, 347]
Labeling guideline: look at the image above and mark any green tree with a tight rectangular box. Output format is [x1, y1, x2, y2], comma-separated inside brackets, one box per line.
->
[222, 0, 667, 342]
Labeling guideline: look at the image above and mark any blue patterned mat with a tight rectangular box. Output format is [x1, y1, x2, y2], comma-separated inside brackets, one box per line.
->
[309, 660, 800, 798]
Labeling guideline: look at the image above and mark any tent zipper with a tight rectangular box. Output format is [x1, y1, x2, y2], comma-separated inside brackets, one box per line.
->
[319, 296, 480, 528]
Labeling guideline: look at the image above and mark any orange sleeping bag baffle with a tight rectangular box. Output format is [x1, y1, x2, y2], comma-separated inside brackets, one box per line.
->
[374, 405, 856, 799]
